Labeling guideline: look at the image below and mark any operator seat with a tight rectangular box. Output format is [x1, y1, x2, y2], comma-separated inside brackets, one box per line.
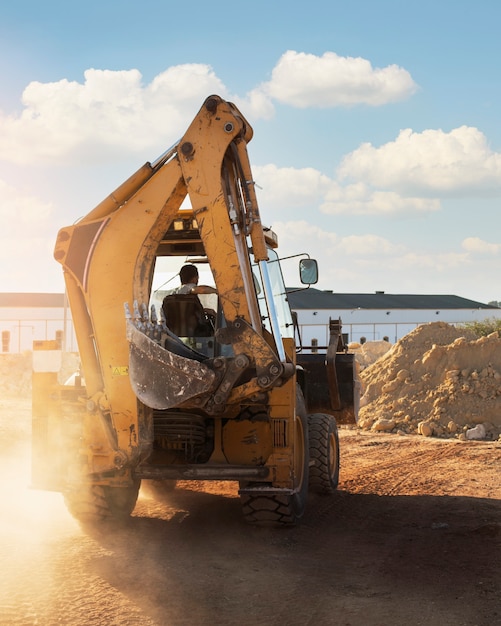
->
[161, 293, 213, 338]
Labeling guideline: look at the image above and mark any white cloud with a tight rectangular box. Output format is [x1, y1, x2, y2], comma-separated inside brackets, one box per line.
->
[272, 220, 338, 246]
[0, 65, 228, 165]
[273, 222, 405, 266]
[0, 179, 53, 225]
[270, 219, 496, 300]
[232, 90, 275, 121]
[338, 126, 501, 195]
[0, 178, 61, 291]
[255, 127, 501, 218]
[254, 164, 331, 210]
[320, 181, 440, 216]
[336, 234, 406, 257]
[256, 50, 417, 108]
[253, 166, 440, 218]
[0, 52, 419, 167]
[0, 233, 64, 291]
[462, 237, 500, 255]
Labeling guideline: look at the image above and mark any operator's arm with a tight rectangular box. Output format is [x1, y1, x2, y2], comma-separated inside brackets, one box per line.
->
[192, 285, 217, 295]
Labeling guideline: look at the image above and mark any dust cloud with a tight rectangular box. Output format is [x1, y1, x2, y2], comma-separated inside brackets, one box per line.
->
[0, 395, 162, 625]
[0, 397, 81, 624]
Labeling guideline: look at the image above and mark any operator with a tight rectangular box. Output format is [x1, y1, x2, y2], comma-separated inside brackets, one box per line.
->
[168, 264, 217, 295]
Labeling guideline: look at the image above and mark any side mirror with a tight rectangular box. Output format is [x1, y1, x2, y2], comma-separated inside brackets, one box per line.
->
[299, 258, 318, 285]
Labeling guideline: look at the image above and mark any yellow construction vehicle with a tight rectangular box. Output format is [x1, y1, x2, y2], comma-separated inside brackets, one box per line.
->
[32, 95, 359, 525]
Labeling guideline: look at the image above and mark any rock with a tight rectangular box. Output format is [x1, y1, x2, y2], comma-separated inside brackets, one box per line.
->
[418, 421, 433, 437]
[382, 379, 399, 394]
[357, 418, 373, 430]
[471, 414, 487, 424]
[373, 418, 396, 432]
[447, 420, 458, 434]
[396, 369, 410, 381]
[465, 424, 486, 440]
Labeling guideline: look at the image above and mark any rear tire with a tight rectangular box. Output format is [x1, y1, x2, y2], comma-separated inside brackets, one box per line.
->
[64, 479, 141, 525]
[240, 386, 309, 525]
[308, 413, 339, 494]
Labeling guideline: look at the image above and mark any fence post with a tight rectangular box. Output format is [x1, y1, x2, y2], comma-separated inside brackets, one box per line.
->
[1, 330, 9, 352]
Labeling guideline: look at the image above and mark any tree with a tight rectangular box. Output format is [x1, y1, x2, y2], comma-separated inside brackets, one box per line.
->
[461, 317, 501, 337]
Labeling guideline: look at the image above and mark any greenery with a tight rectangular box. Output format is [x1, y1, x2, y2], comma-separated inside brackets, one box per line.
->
[461, 317, 501, 337]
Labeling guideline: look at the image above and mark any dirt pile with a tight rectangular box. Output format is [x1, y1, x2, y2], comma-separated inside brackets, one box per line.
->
[358, 322, 501, 440]
[348, 340, 393, 369]
[0, 353, 32, 395]
[0, 352, 80, 396]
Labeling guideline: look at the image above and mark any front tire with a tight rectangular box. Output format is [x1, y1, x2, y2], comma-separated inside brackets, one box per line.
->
[64, 479, 141, 525]
[240, 386, 309, 525]
[308, 413, 340, 494]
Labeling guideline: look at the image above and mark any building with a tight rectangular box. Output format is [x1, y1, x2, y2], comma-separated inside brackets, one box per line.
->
[0, 293, 75, 353]
[287, 289, 501, 348]
[1, 290, 500, 353]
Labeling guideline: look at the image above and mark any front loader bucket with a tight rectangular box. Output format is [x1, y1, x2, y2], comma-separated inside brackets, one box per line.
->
[297, 352, 360, 425]
[333, 352, 361, 424]
[126, 320, 217, 410]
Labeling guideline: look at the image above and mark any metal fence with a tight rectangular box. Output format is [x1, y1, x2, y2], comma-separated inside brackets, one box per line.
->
[0, 318, 77, 353]
[296, 319, 469, 350]
[0, 316, 472, 355]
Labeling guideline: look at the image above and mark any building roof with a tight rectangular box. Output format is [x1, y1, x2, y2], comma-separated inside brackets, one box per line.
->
[287, 288, 498, 311]
[0, 293, 65, 307]
[0, 290, 498, 312]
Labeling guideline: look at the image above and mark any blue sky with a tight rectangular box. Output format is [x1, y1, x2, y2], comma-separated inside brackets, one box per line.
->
[1, 0, 500, 303]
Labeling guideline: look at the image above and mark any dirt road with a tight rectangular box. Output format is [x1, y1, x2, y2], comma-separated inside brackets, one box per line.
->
[0, 395, 499, 626]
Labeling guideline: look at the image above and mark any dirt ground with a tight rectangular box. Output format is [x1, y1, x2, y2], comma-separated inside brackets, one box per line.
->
[0, 394, 499, 626]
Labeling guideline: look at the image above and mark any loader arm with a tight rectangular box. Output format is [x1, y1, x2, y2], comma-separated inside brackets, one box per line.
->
[177, 98, 267, 334]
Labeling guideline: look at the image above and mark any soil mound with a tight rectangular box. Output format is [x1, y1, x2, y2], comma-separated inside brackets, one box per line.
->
[0, 352, 32, 395]
[0, 352, 79, 396]
[348, 340, 393, 369]
[358, 322, 501, 440]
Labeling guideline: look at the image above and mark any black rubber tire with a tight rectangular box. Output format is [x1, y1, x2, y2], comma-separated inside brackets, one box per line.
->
[64, 479, 141, 525]
[308, 413, 340, 494]
[240, 386, 309, 525]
